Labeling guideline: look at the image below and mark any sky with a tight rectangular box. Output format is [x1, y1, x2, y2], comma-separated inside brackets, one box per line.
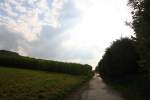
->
[0, 0, 133, 68]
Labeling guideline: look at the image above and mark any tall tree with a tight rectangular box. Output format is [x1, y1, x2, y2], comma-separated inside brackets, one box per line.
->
[129, 0, 150, 73]
[98, 38, 139, 82]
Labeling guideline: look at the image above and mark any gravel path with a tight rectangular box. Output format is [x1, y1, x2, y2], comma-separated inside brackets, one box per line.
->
[64, 74, 125, 100]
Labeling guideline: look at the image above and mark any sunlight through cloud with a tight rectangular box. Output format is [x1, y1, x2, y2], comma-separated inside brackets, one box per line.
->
[0, 0, 133, 68]
[62, 0, 133, 67]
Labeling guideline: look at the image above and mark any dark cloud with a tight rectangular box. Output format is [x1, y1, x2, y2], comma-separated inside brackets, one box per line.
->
[0, 26, 22, 50]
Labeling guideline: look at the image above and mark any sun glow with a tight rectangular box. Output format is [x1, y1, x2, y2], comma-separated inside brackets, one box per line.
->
[0, 0, 134, 68]
[63, 0, 133, 67]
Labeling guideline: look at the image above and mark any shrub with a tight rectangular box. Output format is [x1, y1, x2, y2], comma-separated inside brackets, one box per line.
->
[98, 38, 139, 82]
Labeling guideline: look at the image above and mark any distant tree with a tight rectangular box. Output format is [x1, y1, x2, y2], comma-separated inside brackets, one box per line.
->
[98, 38, 139, 82]
[0, 50, 19, 56]
[95, 66, 99, 73]
[0, 50, 93, 77]
[128, 0, 150, 73]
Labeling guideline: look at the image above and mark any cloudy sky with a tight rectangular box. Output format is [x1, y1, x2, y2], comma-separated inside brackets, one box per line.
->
[0, 0, 133, 68]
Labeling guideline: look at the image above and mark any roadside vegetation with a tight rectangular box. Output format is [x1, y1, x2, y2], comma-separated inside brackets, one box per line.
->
[98, 38, 139, 83]
[0, 50, 93, 100]
[0, 50, 92, 77]
[97, 0, 150, 99]
[0, 67, 86, 100]
[97, 38, 150, 100]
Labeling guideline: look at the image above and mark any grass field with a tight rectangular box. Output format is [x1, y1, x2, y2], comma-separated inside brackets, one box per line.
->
[0, 66, 85, 100]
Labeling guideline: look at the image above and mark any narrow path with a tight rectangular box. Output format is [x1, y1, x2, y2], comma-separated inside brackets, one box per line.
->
[64, 74, 125, 100]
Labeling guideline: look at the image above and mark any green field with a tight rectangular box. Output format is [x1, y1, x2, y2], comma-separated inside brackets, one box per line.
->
[0, 67, 85, 100]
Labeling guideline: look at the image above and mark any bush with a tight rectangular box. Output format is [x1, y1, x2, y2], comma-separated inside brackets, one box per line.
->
[98, 38, 139, 82]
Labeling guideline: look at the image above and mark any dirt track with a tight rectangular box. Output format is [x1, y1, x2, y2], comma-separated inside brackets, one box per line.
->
[64, 74, 125, 100]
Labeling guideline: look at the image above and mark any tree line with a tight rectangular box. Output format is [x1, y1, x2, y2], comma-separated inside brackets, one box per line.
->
[97, 0, 150, 82]
[97, 38, 139, 82]
[0, 50, 93, 77]
[96, 0, 150, 99]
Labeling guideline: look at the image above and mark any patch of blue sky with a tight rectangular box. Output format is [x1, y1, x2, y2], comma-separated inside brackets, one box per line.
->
[47, 0, 53, 8]
[41, 25, 62, 39]
[0, 9, 6, 17]
[0, 0, 4, 3]
[23, 1, 37, 10]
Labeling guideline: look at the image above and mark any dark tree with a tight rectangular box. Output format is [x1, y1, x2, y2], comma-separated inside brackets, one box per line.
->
[128, 0, 150, 73]
[0, 50, 19, 56]
[0, 50, 93, 76]
[98, 38, 139, 82]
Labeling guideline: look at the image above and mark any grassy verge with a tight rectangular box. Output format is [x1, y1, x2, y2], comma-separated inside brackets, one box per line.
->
[0, 66, 88, 100]
[106, 76, 150, 100]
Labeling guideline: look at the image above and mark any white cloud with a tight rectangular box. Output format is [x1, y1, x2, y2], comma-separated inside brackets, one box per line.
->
[0, 0, 133, 68]
[0, 0, 66, 41]
[0, 11, 41, 42]
[0, 2, 18, 17]
[35, 0, 49, 12]
[15, 4, 26, 13]
[17, 11, 42, 41]
[17, 46, 27, 56]
[43, 0, 66, 28]
[61, 0, 133, 67]
[7, 0, 26, 13]
[73, 0, 94, 12]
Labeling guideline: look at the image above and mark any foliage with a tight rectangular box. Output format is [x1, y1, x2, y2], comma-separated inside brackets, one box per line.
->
[108, 75, 150, 100]
[0, 50, 93, 76]
[98, 38, 139, 82]
[128, 0, 150, 73]
[95, 66, 99, 73]
[0, 67, 86, 100]
[0, 50, 19, 56]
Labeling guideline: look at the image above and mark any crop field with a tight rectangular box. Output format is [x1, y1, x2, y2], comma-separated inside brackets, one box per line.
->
[0, 67, 85, 100]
